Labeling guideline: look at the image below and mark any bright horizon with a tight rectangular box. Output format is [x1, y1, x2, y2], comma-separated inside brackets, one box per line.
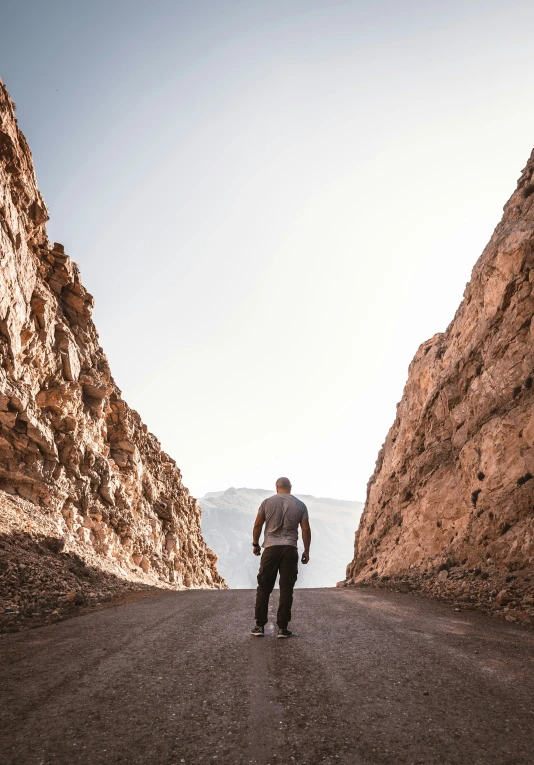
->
[2, 1, 534, 501]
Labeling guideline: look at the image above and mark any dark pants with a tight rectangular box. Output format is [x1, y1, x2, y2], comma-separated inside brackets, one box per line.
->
[255, 545, 299, 629]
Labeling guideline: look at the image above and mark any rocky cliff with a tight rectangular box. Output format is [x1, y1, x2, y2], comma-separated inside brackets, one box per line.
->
[0, 80, 224, 631]
[345, 148, 534, 624]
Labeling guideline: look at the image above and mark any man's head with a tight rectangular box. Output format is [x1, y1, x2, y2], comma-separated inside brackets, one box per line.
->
[275, 477, 292, 494]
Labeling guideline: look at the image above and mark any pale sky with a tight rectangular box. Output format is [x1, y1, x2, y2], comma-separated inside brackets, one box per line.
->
[2, 1, 533, 501]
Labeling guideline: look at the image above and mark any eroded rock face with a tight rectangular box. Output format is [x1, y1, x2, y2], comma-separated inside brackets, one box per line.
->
[345, 147, 534, 624]
[0, 79, 224, 630]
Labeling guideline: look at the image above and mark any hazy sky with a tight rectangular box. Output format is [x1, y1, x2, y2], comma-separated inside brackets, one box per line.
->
[2, 1, 533, 500]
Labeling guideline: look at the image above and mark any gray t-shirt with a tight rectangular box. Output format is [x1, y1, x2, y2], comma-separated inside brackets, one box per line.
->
[258, 494, 309, 549]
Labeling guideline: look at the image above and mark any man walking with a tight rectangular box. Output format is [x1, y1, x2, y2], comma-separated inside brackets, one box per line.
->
[250, 477, 311, 638]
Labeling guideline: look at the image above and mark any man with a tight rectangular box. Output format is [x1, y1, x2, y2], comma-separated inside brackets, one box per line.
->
[250, 477, 311, 638]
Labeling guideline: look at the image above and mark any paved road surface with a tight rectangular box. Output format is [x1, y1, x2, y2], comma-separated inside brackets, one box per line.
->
[1, 588, 533, 765]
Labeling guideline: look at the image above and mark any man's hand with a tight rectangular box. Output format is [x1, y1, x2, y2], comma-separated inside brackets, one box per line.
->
[300, 517, 311, 565]
[252, 511, 265, 557]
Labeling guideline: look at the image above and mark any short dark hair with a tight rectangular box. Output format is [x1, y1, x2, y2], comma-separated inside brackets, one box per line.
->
[276, 477, 291, 490]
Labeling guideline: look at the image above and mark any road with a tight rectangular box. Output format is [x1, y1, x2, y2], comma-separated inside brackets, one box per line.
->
[1, 588, 533, 765]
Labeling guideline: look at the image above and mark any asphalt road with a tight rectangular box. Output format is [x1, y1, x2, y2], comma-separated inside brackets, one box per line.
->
[1, 588, 533, 765]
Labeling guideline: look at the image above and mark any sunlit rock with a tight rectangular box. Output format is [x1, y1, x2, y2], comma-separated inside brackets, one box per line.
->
[0, 78, 225, 630]
[346, 148, 534, 621]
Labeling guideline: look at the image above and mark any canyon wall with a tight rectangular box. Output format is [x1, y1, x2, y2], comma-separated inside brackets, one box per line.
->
[345, 148, 534, 624]
[0, 80, 224, 630]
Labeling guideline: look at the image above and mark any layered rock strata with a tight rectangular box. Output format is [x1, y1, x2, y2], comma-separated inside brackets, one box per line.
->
[0, 80, 224, 631]
[345, 147, 534, 624]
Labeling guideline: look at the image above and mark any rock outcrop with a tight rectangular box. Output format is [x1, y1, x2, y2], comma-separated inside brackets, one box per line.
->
[345, 147, 534, 624]
[0, 80, 224, 631]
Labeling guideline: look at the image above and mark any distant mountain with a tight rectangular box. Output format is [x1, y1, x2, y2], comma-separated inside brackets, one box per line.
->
[199, 488, 364, 589]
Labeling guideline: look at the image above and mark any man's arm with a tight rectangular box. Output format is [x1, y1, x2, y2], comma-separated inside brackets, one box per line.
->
[300, 517, 311, 563]
[252, 511, 264, 556]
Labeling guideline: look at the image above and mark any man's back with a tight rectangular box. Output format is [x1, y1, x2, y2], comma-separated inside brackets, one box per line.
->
[252, 478, 311, 637]
[259, 493, 308, 549]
